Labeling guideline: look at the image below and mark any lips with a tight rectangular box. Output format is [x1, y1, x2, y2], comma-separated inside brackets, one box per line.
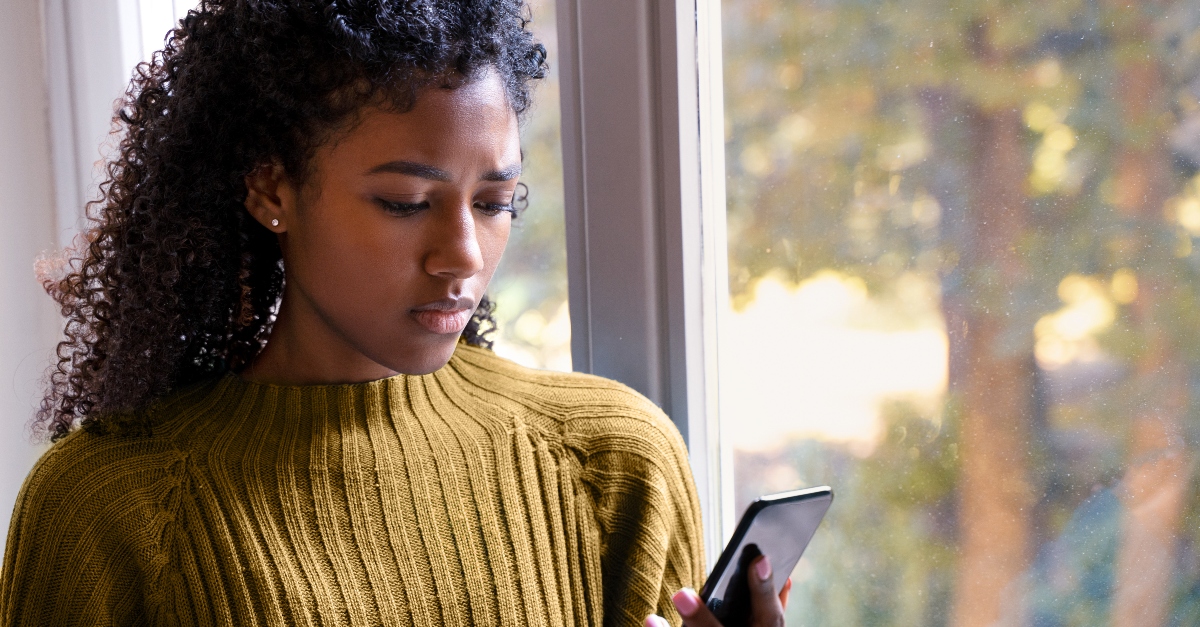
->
[411, 297, 475, 335]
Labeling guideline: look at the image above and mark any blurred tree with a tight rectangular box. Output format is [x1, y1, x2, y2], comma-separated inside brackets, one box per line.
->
[720, 0, 1200, 623]
[1104, 2, 1192, 625]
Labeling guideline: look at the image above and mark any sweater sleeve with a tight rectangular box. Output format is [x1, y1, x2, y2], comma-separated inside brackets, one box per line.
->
[1, 435, 158, 627]
[578, 400, 706, 627]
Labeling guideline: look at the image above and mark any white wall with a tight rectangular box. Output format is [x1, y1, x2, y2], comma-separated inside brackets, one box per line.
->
[0, 0, 65, 554]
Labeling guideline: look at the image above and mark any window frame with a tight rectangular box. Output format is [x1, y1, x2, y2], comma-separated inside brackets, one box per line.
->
[554, 0, 731, 561]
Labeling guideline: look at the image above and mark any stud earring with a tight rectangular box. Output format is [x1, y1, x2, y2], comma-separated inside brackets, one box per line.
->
[270, 218, 280, 227]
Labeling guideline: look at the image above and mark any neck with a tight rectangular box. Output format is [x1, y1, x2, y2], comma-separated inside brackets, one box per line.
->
[240, 289, 399, 386]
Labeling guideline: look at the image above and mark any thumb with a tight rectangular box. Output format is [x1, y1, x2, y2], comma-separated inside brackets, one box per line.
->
[748, 555, 785, 626]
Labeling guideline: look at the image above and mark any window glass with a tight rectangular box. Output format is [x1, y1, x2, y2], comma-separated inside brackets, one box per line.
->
[720, 1, 1200, 623]
[136, 1, 200, 63]
[488, 0, 571, 371]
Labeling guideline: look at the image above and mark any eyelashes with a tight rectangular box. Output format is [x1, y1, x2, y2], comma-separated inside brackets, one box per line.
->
[376, 199, 515, 217]
[476, 202, 517, 217]
[377, 200, 427, 215]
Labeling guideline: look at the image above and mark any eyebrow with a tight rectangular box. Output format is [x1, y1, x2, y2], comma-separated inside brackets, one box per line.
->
[481, 164, 523, 182]
[368, 160, 522, 182]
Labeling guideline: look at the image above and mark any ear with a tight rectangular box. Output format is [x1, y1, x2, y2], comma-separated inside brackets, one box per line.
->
[244, 163, 293, 233]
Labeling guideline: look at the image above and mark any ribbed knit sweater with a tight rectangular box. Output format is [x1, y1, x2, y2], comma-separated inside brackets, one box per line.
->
[0, 344, 704, 627]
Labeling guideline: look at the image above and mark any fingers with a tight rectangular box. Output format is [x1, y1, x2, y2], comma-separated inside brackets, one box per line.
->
[670, 588, 724, 627]
[666, 563, 789, 627]
[748, 556, 785, 627]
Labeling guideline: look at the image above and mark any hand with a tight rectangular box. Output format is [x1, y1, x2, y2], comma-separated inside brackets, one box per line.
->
[645, 555, 793, 627]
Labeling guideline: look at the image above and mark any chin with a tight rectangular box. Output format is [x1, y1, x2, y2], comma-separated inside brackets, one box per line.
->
[384, 336, 462, 375]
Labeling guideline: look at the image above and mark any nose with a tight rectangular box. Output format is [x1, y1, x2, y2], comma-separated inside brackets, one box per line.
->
[423, 202, 485, 280]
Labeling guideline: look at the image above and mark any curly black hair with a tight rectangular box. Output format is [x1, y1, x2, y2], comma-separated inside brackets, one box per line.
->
[39, 0, 548, 441]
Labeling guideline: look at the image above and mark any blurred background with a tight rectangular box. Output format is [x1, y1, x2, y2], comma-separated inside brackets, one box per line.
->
[719, 0, 1200, 625]
[5, 0, 1200, 625]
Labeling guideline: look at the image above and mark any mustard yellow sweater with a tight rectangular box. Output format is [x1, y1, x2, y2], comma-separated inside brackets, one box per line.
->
[0, 344, 703, 626]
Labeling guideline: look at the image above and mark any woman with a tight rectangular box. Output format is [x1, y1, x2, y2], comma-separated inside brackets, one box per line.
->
[0, 1, 787, 625]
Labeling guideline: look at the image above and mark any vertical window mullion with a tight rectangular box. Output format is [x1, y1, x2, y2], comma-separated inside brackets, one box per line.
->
[555, 0, 728, 564]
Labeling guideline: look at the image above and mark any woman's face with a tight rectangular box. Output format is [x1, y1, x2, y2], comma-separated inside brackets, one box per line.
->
[246, 71, 521, 380]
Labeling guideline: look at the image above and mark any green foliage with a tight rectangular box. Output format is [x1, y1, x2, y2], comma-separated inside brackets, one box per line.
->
[722, 0, 1200, 622]
[735, 404, 959, 626]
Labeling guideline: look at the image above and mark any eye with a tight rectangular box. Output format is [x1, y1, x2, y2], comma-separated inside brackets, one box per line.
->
[475, 201, 516, 217]
[377, 199, 429, 216]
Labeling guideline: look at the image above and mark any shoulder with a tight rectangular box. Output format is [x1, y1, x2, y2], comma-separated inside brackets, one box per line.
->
[1, 402, 207, 623]
[448, 344, 686, 457]
[446, 345, 705, 592]
[11, 426, 180, 536]
[6, 379, 220, 556]
[2, 428, 175, 613]
[18, 377, 220, 498]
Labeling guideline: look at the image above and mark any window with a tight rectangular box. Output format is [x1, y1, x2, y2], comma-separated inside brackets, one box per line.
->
[487, 0, 572, 371]
[719, 1, 1200, 623]
[555, 0, 1200, 622]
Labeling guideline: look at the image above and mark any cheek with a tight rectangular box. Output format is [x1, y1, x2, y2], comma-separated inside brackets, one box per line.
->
[478, 218, 513, 278]
[289, 206, 419, 314]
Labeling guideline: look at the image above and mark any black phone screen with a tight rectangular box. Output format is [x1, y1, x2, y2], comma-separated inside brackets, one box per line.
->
[698, 486, 833, 626]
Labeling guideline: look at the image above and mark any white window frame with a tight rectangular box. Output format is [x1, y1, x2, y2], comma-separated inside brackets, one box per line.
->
[554, 0, 731, 561]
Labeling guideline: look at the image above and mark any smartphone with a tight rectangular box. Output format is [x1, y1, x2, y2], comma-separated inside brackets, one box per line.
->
[698, 486, 833, 625]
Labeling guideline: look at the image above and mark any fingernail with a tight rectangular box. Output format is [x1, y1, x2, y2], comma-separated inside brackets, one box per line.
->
[755, 555, 772, 581]
[645, 615, 671, 627]
[672, 588, 700, 616]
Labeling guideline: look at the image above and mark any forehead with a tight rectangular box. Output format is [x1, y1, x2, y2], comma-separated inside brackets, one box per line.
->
[410, 71, 515, 122]
[319, 71, 521, 170]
